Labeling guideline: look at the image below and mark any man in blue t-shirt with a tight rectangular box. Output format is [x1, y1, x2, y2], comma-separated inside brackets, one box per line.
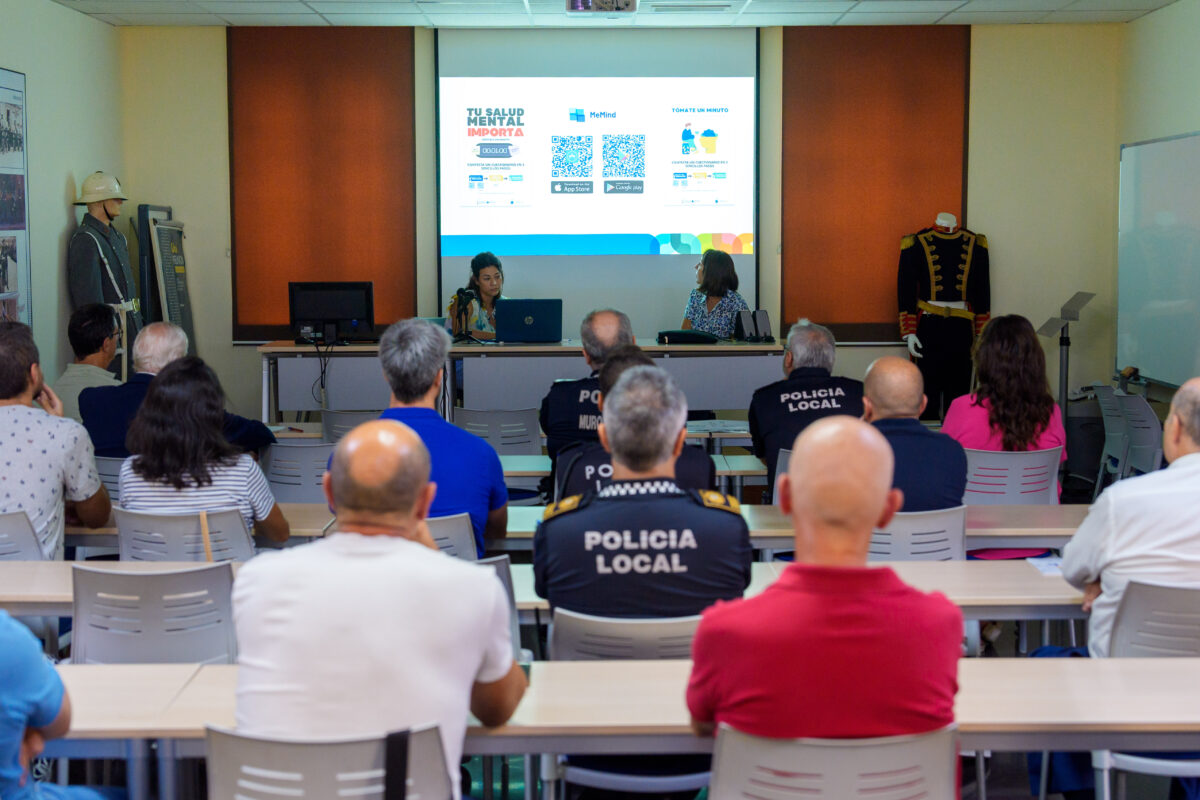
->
[0, 612, 125, 799]
[861, 356, 966, 511]
[376, 319, 507, 556]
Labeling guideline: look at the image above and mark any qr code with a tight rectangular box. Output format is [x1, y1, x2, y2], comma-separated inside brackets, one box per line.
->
[551, 136, 593, 178]
[603, 134, 646, 178]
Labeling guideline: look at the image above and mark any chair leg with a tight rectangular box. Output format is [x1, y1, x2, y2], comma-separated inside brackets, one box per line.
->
[975, 752, 987, 800]
[525, 755, 536, 800]
[1115, 769, 1127, 800]
[1042, 620, 1051, 648]
[1068, 619, 1078, 647]
[1018, 621, 1028, 654]
[1038, 751, 1050, 800]
[1096, 764, 1113, 800]
[483, 755, 494, 800]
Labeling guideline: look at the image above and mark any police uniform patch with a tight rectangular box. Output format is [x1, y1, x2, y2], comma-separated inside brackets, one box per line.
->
[698, 490, 741, 514]
[543, 494, 583, 521]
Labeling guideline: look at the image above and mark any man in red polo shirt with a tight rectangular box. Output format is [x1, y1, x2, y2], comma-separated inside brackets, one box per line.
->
[687, 416, 961, 739]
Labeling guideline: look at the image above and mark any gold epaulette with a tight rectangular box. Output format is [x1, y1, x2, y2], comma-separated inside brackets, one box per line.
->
[976, 233, 988, 248]
[543, 495, 583, 521]
[699, 490, 741, 514]
[900, 234, 916, 250]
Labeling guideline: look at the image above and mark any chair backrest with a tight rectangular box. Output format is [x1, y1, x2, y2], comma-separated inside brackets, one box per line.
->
[205, 724, 450, 800]
[963, 447, 1061, 505]
[71, 563, 237, 664]
[1116, 394, 1163, 477]
[115, 507, 254, 562]
[452, 408, 541, 455]
[263, 441, 337, 503]
[775, 448, 792, 477]
[709, 723, 958, 800]
[870, 505, 967, 561]
[94, 456, 124, 503]
[1109, 581, 1200, 658]
[427, 513, 478, 561]
[322, 410, 383, 443]
[549, 608, 701, 660]
[479, 555, 522, 662]
[0, 511, 43, 560]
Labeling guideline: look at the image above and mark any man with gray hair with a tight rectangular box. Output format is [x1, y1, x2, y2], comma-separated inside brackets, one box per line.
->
[234, 420, 526, 799]
[80, 321, 274, 457]
[539, 308, 635, 463]
[748, 318, 864, 490]
[376, 318, 508, 557]
[535, 365, 750, 617]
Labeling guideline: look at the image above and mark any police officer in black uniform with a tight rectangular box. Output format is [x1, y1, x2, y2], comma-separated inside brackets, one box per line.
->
[539, 308, 635, 464]
[535, 364, 750, 618]
[749, 319, 864, 491]
[555, 344, 715, 499]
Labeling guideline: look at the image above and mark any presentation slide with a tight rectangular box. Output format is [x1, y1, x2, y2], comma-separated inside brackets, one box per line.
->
[436, 29, 757, 337]
[439, 76, 755, 260]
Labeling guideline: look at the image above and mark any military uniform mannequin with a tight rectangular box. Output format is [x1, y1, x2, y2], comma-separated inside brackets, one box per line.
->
[897, 212, 990, 419]
[67, 172, 143, 375]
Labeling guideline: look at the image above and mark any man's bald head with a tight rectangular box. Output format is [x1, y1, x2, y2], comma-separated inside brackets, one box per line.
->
[864, 356, 926, 419]
[328, 420, 431, 516]
[780, 416, 902, 563]
[1165, 377, 1200, 463]
[581, 309, 634, 367]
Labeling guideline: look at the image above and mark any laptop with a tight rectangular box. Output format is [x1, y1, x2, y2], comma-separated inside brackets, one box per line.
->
[494, 299, 563, 343]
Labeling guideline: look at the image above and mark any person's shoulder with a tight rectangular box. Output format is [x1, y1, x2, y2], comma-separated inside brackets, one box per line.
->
[686, 488, 742, 517]
[833, 375, 864, 393]
[696, 595, 755, 636]
[751, 376, 789, 401]
[542, 492, 595, 525]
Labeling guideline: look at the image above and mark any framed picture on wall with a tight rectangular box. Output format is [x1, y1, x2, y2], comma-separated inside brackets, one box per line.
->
[0, 68, 30, 326]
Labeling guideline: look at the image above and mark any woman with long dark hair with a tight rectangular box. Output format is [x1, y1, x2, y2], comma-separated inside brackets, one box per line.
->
[681, 249, 749, 339]
[448, 251, 506, 339]
[942, 314, 1066, 558]
[118, 356, 289, 542]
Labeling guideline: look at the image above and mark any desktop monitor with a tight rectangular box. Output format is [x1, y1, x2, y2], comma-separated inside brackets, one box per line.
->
[288, 281, 375, 344]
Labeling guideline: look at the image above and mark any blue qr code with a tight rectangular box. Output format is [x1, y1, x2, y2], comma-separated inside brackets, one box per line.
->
[603, 135, 646, 178]
[551, 136, 593, 178]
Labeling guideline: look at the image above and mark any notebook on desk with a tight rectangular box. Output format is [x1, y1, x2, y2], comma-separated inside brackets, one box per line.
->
[494, 299, 563, 343]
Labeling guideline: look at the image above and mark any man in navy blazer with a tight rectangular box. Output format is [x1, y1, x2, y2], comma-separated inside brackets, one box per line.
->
[861, 357, 966, 511]
[79, 322, 274, 458]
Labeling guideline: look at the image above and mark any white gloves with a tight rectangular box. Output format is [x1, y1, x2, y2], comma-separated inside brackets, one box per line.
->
[905, 333, 923, 359]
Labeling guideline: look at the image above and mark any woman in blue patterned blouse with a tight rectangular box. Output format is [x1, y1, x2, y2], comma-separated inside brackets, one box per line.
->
[681, 249, 749, 339]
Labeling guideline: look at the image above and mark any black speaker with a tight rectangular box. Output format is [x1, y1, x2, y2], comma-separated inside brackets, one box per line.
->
[753, 310, 774, 343]
[735, 310, 758, 341]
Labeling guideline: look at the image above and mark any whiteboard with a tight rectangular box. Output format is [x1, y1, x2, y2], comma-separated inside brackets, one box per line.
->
[1117, 131, 1200, 388]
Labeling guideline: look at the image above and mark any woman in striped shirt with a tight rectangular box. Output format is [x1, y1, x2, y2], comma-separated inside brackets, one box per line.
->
[118, 356, 289, 544]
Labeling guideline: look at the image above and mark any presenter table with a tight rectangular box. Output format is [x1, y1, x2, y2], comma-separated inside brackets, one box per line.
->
[257, 340, 784, 423]
[500, 503, 1088, 554]
[53, 658, 1200, 800]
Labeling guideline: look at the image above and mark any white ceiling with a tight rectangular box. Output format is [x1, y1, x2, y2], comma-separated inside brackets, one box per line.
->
[51, 0, 1175, 26]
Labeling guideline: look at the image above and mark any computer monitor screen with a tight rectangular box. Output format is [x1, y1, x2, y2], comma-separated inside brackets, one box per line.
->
[288, 281, 375, 342]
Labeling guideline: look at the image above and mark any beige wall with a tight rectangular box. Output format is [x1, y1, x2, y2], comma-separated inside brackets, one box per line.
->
[1121, 0, 1200, 144]
[1, 0, 123, 374]
[967, 25, 1123, 399]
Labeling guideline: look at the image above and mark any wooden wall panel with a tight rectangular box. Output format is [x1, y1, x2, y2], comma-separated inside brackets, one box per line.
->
[781, 26, 969, 340]
[229, 27, 416, 340]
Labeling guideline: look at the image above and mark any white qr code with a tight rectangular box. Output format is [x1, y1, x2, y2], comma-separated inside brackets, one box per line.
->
[603, 134, 645, 178]
[551, 136, 593, 178]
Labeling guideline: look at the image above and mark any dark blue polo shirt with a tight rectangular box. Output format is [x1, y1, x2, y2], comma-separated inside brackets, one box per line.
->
[379, 407, 507, 557]
[533, 479, 751, 618]
[872, 417, 967, 512]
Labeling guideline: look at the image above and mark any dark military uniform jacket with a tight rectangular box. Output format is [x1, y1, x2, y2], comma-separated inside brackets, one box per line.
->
[897, 227, 990, 339]
[554, 441, 716, 500]
[533, 479, 751, 618]
[749, 367, 864, 488]
[539, 373, 601, 462]
[67, 214, 144, 349]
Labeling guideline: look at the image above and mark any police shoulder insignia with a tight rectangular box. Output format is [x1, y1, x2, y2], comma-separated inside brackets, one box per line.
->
[699, 490, 741, 514]
[900, 234, 916, 250]
[543, 495, 583, 521]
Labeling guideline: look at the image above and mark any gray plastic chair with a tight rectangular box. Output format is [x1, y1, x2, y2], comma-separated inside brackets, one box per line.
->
[479, 555, 524, 662]
[0, 510, 42, 560]
[115, 507, 254, 562]
[963, 447, 1062, 505]
[94, 456, 124, 504]
[263, 440, 336, 503]
[1092, 385, 1129, 500]
[427, 513, 478, 561]
[549, 609, 709, 793]
[1116, 394, 1163, 478]
[709, 722, 958, 800]
[322, 410, 383, 443]
[550, 608, 701, 661]
[71, 563, 236, 664]
[452, 408, 541, 455]
[206, 723, 450, 800]
[870, 505, 967, 561]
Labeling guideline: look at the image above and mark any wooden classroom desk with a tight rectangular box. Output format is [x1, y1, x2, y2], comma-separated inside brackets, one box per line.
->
[64, 502, 333, 549]
[500, 503, 1088, 553]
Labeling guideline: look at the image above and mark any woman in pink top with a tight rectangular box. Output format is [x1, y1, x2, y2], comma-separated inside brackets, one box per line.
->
[942, 314, 1066, 559]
